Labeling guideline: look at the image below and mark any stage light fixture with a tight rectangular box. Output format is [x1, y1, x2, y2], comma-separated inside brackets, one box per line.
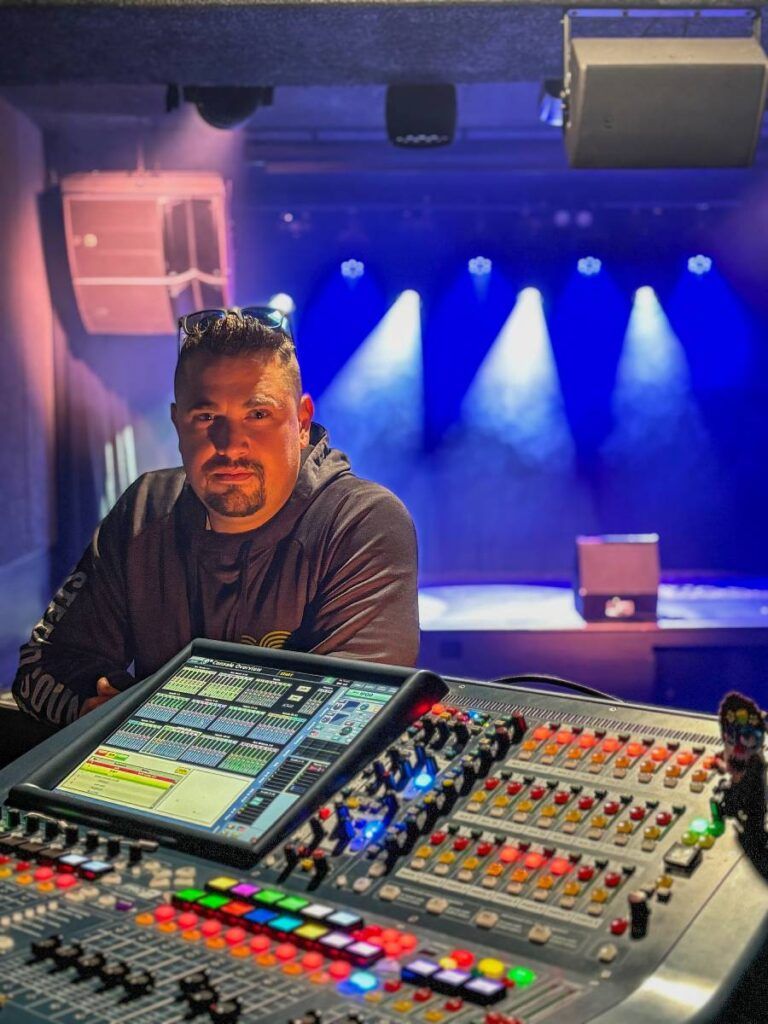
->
[268, 292, 296, 316]
[182, 86, 274, 129]
[539, 79, 564, 128]
[562, 11, 768, 168]
[577, 257, 602, 277]
[341, 259, 365, 281]
[687, 255, 713, 276]
[468, 256, 492, 277]
[385, 85, 457, 147]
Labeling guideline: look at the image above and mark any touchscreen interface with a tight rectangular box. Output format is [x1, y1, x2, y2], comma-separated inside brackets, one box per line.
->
[55, 654, 397, 844]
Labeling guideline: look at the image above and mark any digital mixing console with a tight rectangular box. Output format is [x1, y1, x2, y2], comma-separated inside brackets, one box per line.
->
[0, 642, 765, 1024]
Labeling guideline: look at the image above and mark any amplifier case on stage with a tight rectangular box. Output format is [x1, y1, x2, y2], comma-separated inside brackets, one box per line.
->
[575, 533, 660, 622]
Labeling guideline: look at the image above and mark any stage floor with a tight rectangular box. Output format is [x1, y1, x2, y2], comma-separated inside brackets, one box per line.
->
[417, 580, 768, 713]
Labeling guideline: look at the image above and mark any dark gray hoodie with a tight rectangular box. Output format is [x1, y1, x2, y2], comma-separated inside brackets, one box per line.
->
[13, 424, 419, 728]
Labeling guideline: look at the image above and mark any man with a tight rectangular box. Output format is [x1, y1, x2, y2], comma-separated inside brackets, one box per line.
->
[13, 308, 419, 729]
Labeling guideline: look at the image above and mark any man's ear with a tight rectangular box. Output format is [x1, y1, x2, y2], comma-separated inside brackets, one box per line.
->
[298, 394, 314, 447]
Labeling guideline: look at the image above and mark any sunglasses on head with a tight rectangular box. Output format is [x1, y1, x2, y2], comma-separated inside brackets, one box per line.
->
[177, 306, 292, 350]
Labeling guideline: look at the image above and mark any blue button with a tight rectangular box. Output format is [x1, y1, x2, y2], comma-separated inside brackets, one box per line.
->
[268, 915, 303, 933]
[244, 908, 277, 926]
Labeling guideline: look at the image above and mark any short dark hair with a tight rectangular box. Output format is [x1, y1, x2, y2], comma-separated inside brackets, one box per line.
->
[174, 313, 302, 401]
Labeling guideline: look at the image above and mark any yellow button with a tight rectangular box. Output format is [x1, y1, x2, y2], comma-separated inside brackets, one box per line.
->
[471, 791, 487, 804]
[591, 888, 609, 903]
[493, 796, 510, 808]
[477, 957, 506, 979]
[537, 875, 555, 890]
[439, 956, 458, 970]
[698, 834, 715, 849]
[416, 846, 433, 859]
[644, 826, 661, 840]
[486, 863, 504, 877]
[591, 816, 608, 829]
[616, 821, 633, 834]
[345, 797, 360, 809]
[657, 874, 674, 889]
[511, 868, 530, 883]
[517, 801, 534, 813]
[438, 852, 456, 865]
[0, 867, 11, 879]
[300, 858, 314, 872]
[541, 806, 557, 818]
[563, 881, 582, 897]
[364, 991, 384, 1003]
[565, 810, 583, 823]
[207, 875, 239, 891]
[463, 857, 480, 870]
[424, 1012, 445, 1023]
[392, 1000, 413, 1013]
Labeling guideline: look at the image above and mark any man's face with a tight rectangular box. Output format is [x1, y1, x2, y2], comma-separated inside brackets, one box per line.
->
[171, 352, 313, 533]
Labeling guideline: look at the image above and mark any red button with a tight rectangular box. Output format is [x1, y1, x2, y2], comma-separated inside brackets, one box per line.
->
[400, 932, 418, 951]
[302, 952, 324, 970]
[484, 778, 500, 791]
[579, 734, 598, 749]
[431, 832, 446, 846]
[250, 935, 271, 953]
[507, 782, 524, 796]
[578, 796, 595, 811]
[611, 918, 629, 935]
[452, 948, 474, 968]
[15, 861, 31, 873]
[556, 730, 574, 745]
[329, 960, 351, 979]
[33, 867, 54, 882]
[201, 919, 221, 937]
[225, 927, 247, 946]
[318, 807, 332, 821]
[477, 842, 493, 857]
[153, 904, 176, 922]
[414, 987, 432, 1002]
[0, 855, 10, 865]
[554, 791, 569, 805]
[550, 858, 571, 876]
[530, 786, 546, 801]
[651, 747, 669, 762]
[177, 912, 199, 930]
[578, 866, 595, 882]
[54, 874, 77, 889]
[445, 997, 464, 1011]
[629, 807, 646, 822]
[524, 852, 545, 870]
[384, 941, 401, 958]
[626, 742, 645, 758]
[384, 978, 402, 992]
[453, 837, 470, 851]
[676, 752, 695, 766]
[602, 738, 621, 753]
[604, 801, 620, 815]
[431, 704, 446, 716]
[499, 846, 519, 864]
[533, 727, 552, 741]
[656, 811, 672, 827]
[275, 942, 297, 961]
[605, 872, 622, 888]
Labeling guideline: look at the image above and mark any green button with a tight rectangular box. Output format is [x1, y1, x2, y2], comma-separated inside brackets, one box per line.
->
[255, 888, 285, 905]
[508, 965, 537, 987]
[197, 893, 230, 910]
[708, 819, 725, 837]
[278, 895, 309, 913]
[175, 888, 205, 903]
[689, 817, 709, 835]
[681, 831, 698, 846]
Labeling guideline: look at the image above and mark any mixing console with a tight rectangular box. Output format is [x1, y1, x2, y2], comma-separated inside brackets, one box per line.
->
[0, 656, 765, 1023]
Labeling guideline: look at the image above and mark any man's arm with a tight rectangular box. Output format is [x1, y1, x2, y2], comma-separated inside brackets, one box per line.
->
[12, 502, 134, 728]
[306, 487, 419, 666]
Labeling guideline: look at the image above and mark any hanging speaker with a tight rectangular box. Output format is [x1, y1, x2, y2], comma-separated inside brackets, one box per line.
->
[61, 171, 232, 335]
[565, 37, 768, 168]
[575, 534, 660, 622]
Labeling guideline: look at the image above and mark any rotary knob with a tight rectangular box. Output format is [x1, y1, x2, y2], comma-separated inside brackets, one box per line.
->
[122, 969, 155, 998]
[209, 997, 242, 1023]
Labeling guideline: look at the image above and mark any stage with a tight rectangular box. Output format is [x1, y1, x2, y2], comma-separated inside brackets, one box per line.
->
[417, 579, 768, 714]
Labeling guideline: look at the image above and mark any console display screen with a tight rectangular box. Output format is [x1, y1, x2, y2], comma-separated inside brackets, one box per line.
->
[55, 655, 397, 844]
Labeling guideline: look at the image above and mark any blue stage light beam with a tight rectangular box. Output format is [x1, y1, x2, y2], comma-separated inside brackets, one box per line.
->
[461, 287, 573, 466]
[314, 290, 423, 480]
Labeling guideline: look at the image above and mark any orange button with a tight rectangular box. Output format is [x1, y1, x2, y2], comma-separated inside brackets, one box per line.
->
[602, 738, 621, 753]
[676, 752, 695, 766]
[533, 726, 552, 741]
[556, 731, 574, 745]
[651, 747, 669, 762]
[626, 742, 645, 758]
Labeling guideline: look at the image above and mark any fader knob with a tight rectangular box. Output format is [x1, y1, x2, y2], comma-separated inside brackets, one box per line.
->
[628, 891, 650, 940]
[106, 836, 121, 858]
[25, 813, 41, 834]
[187, 989, 218, 1016]
[432, 718, 451, 749]
[178, 970, 212, 996]
[493, 726, 512, 759]
[29, 933, 62, 962]
[310, 850, 329, 884]
[123, 969, 155, 998]
[476, 740, 495, 778]
[99, 959, 129, 988]
[452, 721, 470, 747]
[64, 824, 79, 846]
[209, 997, 242, 1023]
[308, 816, 326, 849]
[5, 807, 21, 829]
[459, 756, 476, 795]
[128, 842, 143, 865]
[52, 941, 83, 969]
[85, 830, 100, 850]
[44, 819, 60, 841]
[75, 951, 106, 979]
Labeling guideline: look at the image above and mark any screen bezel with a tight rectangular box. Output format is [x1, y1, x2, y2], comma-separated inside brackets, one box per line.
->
[10, 640, 446, 867]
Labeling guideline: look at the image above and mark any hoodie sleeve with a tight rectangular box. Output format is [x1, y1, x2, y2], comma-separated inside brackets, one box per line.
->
[12, 497, 135, 728]
[306, 486, 419, 667]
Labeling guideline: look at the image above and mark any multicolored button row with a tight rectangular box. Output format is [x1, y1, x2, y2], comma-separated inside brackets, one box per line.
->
[172, 880, 416, 968]
[402, 956, 530, 1007]
[0, 849, 112, 881]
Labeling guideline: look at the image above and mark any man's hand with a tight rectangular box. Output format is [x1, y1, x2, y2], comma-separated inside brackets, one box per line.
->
[79, 677, 120, 718]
